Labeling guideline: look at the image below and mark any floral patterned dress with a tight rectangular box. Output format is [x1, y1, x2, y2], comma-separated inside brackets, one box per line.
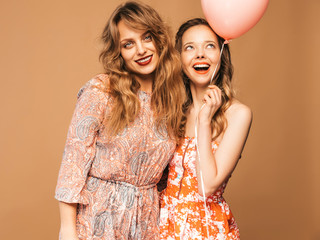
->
[160, 136, 240, 240]
[55, 74, 176, 240]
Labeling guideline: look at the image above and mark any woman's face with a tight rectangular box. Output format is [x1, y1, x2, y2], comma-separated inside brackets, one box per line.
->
[118, 20, 159, 82]
[180, 25, 220, 87]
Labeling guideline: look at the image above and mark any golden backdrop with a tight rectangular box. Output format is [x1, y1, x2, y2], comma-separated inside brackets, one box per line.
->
[0, 0, 319, 239]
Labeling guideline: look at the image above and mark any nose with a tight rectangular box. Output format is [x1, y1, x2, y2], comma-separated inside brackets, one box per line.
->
[196, 48, 205, 59]
[136, 41, 147, 55]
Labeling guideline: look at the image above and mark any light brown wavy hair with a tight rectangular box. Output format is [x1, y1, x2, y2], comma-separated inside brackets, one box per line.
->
[175, 18, 234, 140]
[99, 1, 185, 141]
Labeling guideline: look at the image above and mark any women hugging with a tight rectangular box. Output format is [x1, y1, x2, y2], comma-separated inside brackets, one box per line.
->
[55, 1, 252, 240]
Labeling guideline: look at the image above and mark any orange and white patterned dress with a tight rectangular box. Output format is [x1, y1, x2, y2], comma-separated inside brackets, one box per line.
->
[160, 136, 240, 240]
[55, 74, 176, 239]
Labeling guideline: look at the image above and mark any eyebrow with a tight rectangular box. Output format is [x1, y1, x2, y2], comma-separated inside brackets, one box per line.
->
[120, 38, 133, 44]
[120, 31, 150, 44]
[183, 40, 217, 47]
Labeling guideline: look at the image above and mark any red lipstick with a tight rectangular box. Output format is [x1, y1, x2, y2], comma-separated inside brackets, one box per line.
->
[193, 62, 210, 74]
[135, 55, 153, 66]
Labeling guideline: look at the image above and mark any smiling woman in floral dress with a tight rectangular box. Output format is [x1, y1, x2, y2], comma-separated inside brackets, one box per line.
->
[160, 18, 252, 240]
[55, 2, 185, 239]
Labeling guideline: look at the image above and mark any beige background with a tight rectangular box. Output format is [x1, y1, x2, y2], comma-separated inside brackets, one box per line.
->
[1, 0, 319, 239]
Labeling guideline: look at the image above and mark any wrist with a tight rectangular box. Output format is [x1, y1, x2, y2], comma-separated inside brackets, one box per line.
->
[197, 123, 212, 140]
[198, 118, 212, 127]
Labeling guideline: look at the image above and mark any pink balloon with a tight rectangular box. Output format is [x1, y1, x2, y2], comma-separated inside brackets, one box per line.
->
[201, 0, 269, 40]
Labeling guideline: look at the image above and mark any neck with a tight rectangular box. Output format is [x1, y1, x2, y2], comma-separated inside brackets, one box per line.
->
[135, 73, 154, 93]
[190, 83, 208, 112]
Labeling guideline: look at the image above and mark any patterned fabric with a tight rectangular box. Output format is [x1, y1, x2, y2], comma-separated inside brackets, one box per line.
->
[160, 136, 240, 240]
[55, 74, 176, 239]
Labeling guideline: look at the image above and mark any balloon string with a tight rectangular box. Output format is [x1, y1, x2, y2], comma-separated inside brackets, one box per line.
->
[209, 41, 226, 85]
[195, 41, 227, 240]
[195, 105, 210, 239]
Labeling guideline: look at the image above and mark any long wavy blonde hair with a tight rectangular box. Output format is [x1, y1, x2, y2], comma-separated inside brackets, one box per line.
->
[99, 1, 185, 141]
[175, 18, 234, 140]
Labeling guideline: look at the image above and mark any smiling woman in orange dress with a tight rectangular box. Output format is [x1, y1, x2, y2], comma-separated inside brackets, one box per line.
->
[160, 18, 252, 240]
[54, 1, 185, 239]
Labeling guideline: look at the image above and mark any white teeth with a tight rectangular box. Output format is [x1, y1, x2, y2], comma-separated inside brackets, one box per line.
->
[137, 56, 151, 63]
[193, 64, 209, 68]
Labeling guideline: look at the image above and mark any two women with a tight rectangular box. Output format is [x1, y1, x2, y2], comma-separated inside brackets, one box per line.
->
[55, 1, 185, 239]
[56, 2, 252, 239]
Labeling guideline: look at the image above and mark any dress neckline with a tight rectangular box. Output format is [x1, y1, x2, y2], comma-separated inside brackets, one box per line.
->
[138, 90, 151, 102]
[138, 89, 152, 95]
[183, 135, 219, 145]
[184, 136, 195, 139]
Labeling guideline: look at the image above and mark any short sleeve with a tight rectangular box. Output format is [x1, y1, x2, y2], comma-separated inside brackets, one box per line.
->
[55, 76, 109, 204]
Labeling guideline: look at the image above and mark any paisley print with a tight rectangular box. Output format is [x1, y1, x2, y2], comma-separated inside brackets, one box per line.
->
[86, 176, 99, 192]
[130, 152, 148, 176]
[160, 136, 240, 240]
[153, 121, 169, 141]
[55, 74, 176, 239]
[76, 116, 99, 140]
[93, 211, 109, 237]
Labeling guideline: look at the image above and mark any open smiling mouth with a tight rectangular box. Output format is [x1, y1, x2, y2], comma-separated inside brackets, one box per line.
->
[193, 62, 210, 74]
[135, 55, 153, 66]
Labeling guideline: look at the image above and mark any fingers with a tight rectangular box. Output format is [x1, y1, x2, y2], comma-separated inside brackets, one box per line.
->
[208, 85, 222, 99]
[200, 85, 222, 122]
[203, 94, 212, 105]
[205, 85, 222, 106]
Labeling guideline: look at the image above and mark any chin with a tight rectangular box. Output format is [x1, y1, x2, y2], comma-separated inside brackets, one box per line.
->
[190, 75, 210, 83]
[140, 67, 157, 75]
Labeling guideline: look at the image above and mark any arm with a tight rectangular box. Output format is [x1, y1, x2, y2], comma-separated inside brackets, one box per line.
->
[55, 77, 109, 238]
[196, 87, 252, 197]
[58, 202, 79, 240]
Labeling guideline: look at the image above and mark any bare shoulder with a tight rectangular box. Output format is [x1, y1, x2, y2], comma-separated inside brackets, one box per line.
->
[225, 99, 253, 125]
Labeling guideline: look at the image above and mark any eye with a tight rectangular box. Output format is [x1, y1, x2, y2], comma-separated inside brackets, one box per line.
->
[123, 41, 134, 49]
[185, 45, 194, 51]
[207, 43, 216, 49]
[144, 34, 152, 41]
